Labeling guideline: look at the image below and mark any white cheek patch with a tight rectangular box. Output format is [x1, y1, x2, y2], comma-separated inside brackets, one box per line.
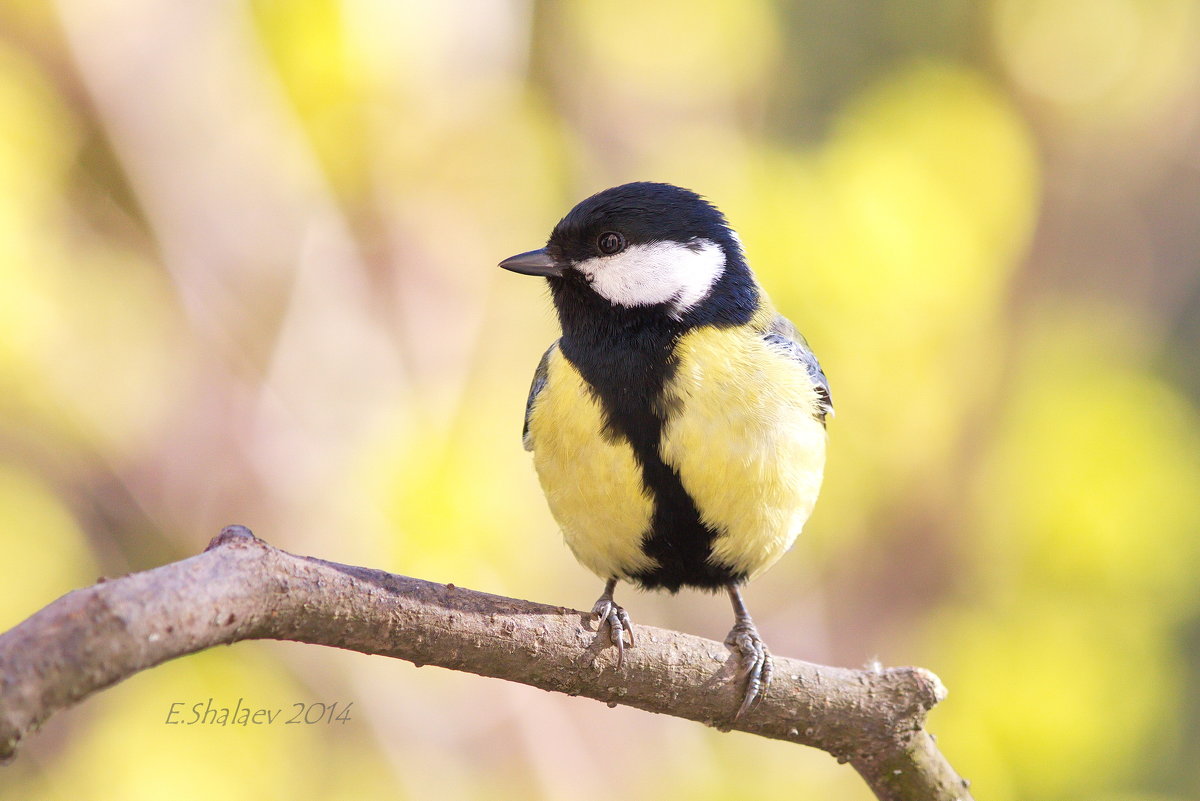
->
[576, 239, 726, 317]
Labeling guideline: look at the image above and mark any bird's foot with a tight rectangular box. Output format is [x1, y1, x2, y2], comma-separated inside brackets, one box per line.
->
[724, 619, 773, 721]
[591, 595, 634, 668]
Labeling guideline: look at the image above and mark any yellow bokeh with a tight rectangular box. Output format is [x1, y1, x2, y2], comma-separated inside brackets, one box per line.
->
[929, 602, 1178, 801]
[564, 0, 781, 101]
[0, 465, 97, 630]
[971, 304, 1200, 607]
[994, 0, 1200, 125]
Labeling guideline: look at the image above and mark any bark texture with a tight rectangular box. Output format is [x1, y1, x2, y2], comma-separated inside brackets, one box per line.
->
[0, 526, 973, 801]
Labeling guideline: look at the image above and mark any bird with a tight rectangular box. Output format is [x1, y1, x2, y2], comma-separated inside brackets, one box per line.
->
[499, 181, 832, 719]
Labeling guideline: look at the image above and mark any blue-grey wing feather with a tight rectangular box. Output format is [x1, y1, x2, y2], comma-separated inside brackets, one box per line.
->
[764, 315, 833, 424]
[523, 341, 558, 451]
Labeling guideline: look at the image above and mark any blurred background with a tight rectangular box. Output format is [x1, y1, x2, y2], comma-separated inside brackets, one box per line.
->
[2, 0, 1199, 799]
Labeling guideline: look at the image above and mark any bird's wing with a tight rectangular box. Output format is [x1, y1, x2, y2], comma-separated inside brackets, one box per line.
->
[523, 340, 559, 451]
[763, 314, 833, 424]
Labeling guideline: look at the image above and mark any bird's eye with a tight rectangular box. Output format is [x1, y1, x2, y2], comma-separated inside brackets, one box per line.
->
[597, 231, 626, 255]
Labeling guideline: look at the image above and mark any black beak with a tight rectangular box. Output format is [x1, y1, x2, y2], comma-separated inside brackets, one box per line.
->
[499, 248, 563, 278]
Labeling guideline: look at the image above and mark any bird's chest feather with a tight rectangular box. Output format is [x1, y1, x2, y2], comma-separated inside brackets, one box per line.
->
[527, 324, 826, 584]
[526, 347, 657, 578]
[660, 327, 827, 577]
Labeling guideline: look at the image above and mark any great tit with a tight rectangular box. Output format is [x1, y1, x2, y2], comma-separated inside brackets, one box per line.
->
[500, 182, 832, 719]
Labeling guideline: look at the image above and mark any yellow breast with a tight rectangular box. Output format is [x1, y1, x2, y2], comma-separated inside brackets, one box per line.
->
[526, 348, 656, 579]
[659, 326, 827, 579]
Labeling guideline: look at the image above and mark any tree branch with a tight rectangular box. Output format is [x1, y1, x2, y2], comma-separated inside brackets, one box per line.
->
[0, 526, 972, 801]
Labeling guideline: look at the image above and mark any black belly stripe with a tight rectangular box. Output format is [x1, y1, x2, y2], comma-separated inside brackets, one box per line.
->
[558, 316, 744, 592]
[635, 443, 746, 592]
[548, 263, 760, 592]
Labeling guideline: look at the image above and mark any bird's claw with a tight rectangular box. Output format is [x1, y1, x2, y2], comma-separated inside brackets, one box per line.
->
[592, 597, 634, 668]
[725, 620, 772, 721]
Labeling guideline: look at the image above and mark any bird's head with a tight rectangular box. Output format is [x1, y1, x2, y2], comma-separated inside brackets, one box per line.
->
[499, 182, 758, 328]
